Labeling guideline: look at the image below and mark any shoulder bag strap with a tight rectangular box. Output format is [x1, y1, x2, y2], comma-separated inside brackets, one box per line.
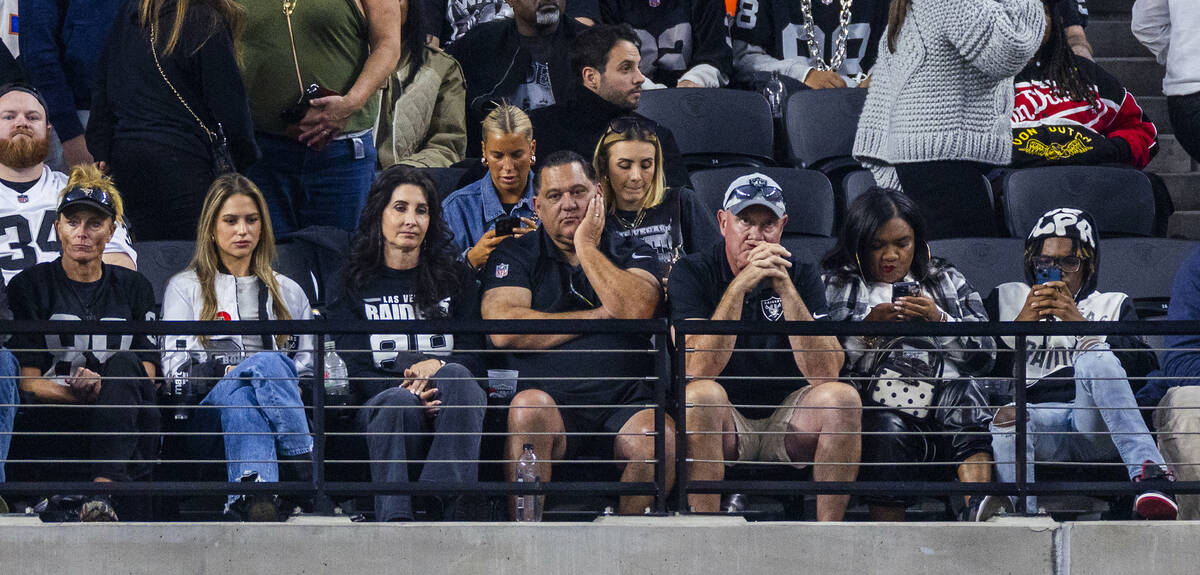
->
[149, 22, 217, 143]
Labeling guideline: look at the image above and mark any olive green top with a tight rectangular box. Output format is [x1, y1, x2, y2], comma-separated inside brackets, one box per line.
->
[241, 0, 379, 136]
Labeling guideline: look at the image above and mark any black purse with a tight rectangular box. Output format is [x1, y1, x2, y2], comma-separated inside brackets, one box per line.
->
[860, 336, 946, 421]
[149, 22, 236, 175]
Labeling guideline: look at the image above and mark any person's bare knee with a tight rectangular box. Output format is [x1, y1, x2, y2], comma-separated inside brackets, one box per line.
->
[807, 382, 862, 427]
[508, 389, 559, 431]
[993, 406, 1016, 428]
[686, 379, 729, 411]
[615, 409, 674, 463]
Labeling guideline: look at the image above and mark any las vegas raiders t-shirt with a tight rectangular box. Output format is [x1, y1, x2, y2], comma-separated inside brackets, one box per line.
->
[668, 240, 831, 418]
[7, 260, 158, 381]
[732, 0, 888, 78]
[327, 262, 485, 402]
[0, 166, 138, 285]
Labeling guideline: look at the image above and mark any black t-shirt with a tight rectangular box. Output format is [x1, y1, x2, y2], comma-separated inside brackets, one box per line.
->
[7, 260, 158, 376]
[731, 0, 888, 78]
[327, 262, 485, 404]
[1059, 0, 1088, 29]
[607, 186, 720, 279]
[481, 226, 659, 406]
[668, 240, 832, 418]
[599, 0, 732, 87]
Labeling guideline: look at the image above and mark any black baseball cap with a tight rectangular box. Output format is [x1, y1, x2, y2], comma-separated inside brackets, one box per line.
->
[57, 186, 117, 218]
[0, 83, 49, 116]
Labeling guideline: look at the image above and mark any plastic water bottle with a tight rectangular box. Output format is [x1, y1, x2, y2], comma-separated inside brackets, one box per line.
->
[763, 71, 786, 118]
[323, 341, 350, 403]
[515, 443, 542, 522]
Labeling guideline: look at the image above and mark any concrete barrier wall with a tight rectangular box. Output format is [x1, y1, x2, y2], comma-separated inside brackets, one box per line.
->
[0, 515, 1196, 574]
[0, 515, 1060, 575]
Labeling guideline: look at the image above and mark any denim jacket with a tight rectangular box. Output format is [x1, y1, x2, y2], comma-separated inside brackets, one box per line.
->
[441, 172, 537, 259]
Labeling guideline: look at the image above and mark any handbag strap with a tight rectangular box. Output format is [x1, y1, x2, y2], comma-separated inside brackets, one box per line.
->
[867, 335, 946, 379]
[149, 22, 216, 143]
[282, 0, 306, 99]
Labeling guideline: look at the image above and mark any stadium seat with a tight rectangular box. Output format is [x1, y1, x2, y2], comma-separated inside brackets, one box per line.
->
[1002, 166, 1156, 238]
[636, 88, 774, 171]
[842, 169, 876, 210]
[133, 240, 195, 308]
[688, 167, 835, 237]
[417, 166, 471, 202]
[276, 226, 353, 308]
[1100, 238, 1200, 318]
[928, 238, 1026, 297]
[780, 236, 836, 266]
[784, 88, 866, 170]
[275, 241, 321, 306]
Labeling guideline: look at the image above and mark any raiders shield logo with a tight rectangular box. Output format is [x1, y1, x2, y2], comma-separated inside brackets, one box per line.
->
[761, 296, 783, 321]
[495, 263, 509, 278]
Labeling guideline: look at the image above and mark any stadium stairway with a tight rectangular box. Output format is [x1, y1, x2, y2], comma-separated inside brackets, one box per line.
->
[1090, 0, 1200, 238]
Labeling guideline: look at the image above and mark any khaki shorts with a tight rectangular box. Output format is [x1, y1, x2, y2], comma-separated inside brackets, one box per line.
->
[730, 386, 814, 469]
[1154, 386, 1200, 520]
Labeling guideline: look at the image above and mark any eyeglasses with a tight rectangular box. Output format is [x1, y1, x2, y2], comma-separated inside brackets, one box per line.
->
[729, 183, 783, 203]
[61, 187, 115, 210]
[607, 116, 657, 136]
[1032, 255, 1084, 273]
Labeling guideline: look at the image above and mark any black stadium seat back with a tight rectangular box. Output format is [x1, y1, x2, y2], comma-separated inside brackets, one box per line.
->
[689, 167, 835, 237]
[134, 240, 196, 308]
[780, 236, 837, 267]
[1003, 166, 1156, 238]
[274, 241, 321, 306]
[928, 238, 1026, 297]
[842, 169, 876, 210]
[785, 88, 867, 168]
[636, 88, 775, 170]
[416, 166, 471, 202]
[1100, 238, 1200, 318]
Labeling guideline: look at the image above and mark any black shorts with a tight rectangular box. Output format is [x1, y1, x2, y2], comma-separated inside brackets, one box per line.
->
[522, 379, 656, 459]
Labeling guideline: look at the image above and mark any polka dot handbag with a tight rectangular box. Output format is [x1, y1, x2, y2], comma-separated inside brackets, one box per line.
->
[863, 337, 945, 421]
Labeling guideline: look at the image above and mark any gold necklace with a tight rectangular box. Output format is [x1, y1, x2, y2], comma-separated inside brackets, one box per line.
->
[615, 207, 648, 230]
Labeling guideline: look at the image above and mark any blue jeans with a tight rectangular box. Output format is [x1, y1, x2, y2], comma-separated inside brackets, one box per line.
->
[0, 349, 19, 483]
[201, 352, 313, 503]
[245, 132, 377, 236]
[991, 344, 1165, 510]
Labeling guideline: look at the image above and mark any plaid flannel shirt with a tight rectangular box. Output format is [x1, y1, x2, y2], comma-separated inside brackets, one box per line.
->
[822, 261, 996, 378]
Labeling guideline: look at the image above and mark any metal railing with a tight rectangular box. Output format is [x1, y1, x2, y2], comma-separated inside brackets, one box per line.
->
[1, 318, 1198, 519]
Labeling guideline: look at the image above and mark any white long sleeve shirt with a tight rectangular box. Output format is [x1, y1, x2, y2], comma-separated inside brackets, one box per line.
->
[1132, 0, 1200, 96]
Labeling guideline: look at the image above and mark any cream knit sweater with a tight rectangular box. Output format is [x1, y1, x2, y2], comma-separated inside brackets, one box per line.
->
[853, 0, 1045, 186]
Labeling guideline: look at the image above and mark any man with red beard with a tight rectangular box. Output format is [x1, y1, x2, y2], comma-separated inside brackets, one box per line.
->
[0, 84, 135, 285]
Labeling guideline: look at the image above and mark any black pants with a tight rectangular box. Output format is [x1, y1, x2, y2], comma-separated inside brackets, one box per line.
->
[894, 161, 997, 239]
[859, 378, 993, 507]
[1170, 92, 1200, 165]
[110, 137, 214, 241]
[10, 352, 161, 484]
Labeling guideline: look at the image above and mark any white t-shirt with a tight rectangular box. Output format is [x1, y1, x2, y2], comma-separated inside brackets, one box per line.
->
[0, 166, 138, 285]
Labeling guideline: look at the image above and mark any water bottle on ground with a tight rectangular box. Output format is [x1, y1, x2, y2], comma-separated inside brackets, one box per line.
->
[323, 341, 350, 405]
[763, 71, 786, 119]
[515, 443, 543, 522]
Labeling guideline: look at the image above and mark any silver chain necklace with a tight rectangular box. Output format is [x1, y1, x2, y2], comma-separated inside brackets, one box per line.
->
[801, 0, 854, 72]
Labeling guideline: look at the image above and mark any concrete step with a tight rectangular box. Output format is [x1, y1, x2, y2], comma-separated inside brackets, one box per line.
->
[1148, 135, 1195, 173]
[1088, 19, 1152, 59]
[1088, 0, 1132, 17]
[1167, 210, 1200, 239]
[1140, 96, 1169, 133]
[1096, 57, 1165, 99]
[1159, 173, 1200, 212]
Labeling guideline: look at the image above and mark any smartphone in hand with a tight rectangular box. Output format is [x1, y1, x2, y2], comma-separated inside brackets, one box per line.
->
[891, 281, 920, 302]
[495, 216, 520, 236]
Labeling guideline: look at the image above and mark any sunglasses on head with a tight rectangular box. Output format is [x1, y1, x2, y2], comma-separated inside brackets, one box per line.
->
[1032, 255, 1084, 273]
[607, 116, 657, 136]
[729, 183, 783, 203]
[61, 187, 114, 209]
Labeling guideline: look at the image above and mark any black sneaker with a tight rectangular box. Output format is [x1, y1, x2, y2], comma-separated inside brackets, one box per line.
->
[961, 495, 1013, 522]
[1134, 461, 1178, 520]
[227, 494, 284, 522]
[79, 496, 119, 522]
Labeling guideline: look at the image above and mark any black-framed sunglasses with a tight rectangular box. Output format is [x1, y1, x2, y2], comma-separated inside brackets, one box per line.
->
[1032, 255, 1084, 273]
[61, 187, 115, 210]
[729, 183, 783, 203]
[607, 116, 657, 136]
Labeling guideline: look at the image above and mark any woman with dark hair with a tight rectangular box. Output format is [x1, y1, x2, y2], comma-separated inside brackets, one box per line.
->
[161, 173, 315, 521]
[822, 187, 998, 521]
[328, 165, 486, 522]
[88, 0, 258, 241]
[593, 116, 718, 284]
[853, 0, 1044, 238]
[1011, 1, 1158, 170]
[376, 0, 467, 168]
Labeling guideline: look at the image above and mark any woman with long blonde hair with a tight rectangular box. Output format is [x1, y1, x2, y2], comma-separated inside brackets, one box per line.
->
[161, 173, 314, 521]
[593, 116, 718, 283]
